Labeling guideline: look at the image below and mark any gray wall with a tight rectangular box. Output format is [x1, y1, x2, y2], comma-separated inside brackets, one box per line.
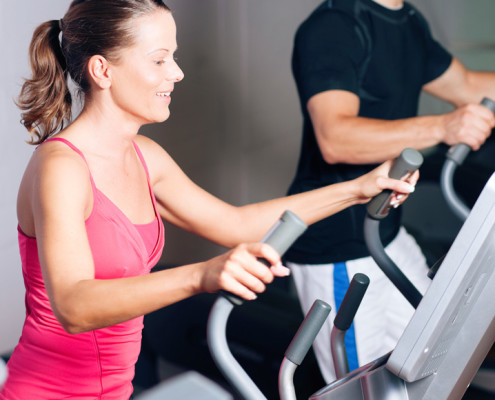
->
[1, 0, 494, 354]
[141, 0, 322, 266]
[145, 0, 495, 268]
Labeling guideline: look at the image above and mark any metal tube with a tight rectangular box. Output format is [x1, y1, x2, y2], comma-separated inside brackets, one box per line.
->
[207, 296, 267, 400]
[330, 328, 349, 379]
[363, 216, 422, 309]
[440, 159, 470, 221]
[279, 358, 298, 400]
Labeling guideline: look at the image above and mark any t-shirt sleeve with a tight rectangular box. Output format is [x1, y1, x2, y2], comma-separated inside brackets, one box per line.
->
[413, 8, 453, 84]
[292, 11, 367, 106]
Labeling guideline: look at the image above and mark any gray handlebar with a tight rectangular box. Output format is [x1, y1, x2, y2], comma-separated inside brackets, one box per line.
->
[364, 217, 422, 308]
[367, 148, 423, 220]
[331, 273, 370, 379]
[222, 210, 307, 305]
[334, 273, 370, 331]
[284, 299, 331, 366]
[481, 96, 495, 113]
[260, 210, 308, 256]
[442, 97, 495, 221]
[365, 148, 424, 309]
[207, 211, 307, 400]
[280, 300, 331, 400]
[446, 143, 471, 166]
[446, 98, 495, 165]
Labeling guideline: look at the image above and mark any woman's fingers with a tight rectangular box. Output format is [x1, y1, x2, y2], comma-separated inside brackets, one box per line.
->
[376, 173, 417, 194]
[382, 177, 416, 195]
[214, 242, 289, 301]
[270, 262, 291, 277]
[358, 161, 420, 209]
[380, 169, 420, 208]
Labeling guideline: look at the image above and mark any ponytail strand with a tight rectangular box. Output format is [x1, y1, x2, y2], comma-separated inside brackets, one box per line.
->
[17, 20, 72, 144]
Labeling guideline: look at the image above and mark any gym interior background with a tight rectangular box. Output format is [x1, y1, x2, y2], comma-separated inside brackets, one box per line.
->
[1, 0, 494, 398]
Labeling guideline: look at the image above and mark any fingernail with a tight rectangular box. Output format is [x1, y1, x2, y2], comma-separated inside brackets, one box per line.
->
[272, 262, 291, 276]
[249, 293, 257, 301]
[396, 194, 405, 201]
[407, 184, 415, 193]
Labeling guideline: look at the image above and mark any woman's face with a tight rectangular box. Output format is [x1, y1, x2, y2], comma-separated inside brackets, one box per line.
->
[108, 10, 184, 126]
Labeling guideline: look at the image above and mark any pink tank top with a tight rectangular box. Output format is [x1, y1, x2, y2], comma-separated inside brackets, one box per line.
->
[1, 138, 165, 400]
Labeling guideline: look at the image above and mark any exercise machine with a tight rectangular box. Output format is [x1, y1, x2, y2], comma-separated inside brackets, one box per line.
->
[312, 145, 495, 399]
[208, 148, 495, 400]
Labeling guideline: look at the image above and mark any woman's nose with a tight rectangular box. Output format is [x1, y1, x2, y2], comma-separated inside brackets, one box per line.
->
[170, 62, 184, 83]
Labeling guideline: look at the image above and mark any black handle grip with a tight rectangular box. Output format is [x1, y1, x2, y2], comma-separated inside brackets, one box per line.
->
[334, 273, 370, 331]
[367, 148, 423, 220]
[447, 97, 495, 165]
[221, 210, 307, 305]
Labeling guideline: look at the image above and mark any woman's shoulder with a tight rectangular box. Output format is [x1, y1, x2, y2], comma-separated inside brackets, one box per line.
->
[18, 139, 93, 235]
[133, 134, 175, 167]
[133, 134, 181, 185]
[33, 139, 90, 178]
[24, 139, 92, 205]
[133, 134, 163, 154]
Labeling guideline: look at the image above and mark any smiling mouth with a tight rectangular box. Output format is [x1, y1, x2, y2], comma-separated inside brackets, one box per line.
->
[156, 92, 171, 97]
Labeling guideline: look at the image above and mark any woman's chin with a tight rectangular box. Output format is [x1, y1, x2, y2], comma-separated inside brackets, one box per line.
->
[146, 112, 171, 125]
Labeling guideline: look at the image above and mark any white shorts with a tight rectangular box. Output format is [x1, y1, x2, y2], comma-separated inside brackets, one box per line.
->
[288, 228, 431, 384]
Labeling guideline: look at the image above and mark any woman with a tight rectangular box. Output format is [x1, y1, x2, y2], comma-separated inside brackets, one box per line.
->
[0, 0, 417, 398]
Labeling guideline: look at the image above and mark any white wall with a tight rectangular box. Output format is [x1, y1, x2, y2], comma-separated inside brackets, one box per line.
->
[0, 1, 70, 354]
[1, 0, 494, 354]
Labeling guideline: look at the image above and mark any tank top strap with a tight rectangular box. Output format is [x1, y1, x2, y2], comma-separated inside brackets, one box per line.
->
[42, 137, 97, 192]
[131, 141, 151, 181]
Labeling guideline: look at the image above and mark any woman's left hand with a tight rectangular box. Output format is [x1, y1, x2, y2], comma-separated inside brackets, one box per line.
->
[355, 160, 419, 207]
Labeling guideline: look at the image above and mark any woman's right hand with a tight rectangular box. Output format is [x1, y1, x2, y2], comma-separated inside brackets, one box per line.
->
[198, 243, 291, 301]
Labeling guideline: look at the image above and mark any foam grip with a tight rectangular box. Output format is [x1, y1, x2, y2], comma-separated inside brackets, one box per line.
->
[260, 210, 308, 256]
[221, 210, 307, 305]
[481, 97, 495, 113]
[285, 299, 331, 366]
[334, 273, 370, 331]
[367, 148, 423, 220]
[447, 97, 495, 165]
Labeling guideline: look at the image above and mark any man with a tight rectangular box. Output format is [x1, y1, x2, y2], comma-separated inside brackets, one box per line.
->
[285, 0, 495, 383]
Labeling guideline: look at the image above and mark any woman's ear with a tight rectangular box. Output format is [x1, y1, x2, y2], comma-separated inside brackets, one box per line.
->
[87, 55, 112, 90]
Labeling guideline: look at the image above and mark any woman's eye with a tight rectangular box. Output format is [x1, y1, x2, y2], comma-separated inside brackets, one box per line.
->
[154, 60, 166, 65]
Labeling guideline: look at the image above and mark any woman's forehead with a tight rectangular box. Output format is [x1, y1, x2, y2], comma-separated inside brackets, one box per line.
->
[131, 10, 177, 52]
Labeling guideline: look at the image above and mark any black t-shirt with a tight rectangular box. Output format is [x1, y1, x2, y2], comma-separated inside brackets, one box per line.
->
[285, 0, 452, 264]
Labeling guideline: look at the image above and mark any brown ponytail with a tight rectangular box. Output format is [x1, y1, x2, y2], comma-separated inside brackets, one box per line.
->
[17, 20, 72, 145]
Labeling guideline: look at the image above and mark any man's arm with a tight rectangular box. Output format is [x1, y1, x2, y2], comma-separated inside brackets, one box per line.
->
[423, 57, 495, 106]
[308, 59, 495, 165]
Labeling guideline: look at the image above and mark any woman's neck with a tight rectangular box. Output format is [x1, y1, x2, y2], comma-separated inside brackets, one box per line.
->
[60, 102, 141, 158]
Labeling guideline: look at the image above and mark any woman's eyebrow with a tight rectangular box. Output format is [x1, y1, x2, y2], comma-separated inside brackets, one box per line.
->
[147, 46, 179, 56]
